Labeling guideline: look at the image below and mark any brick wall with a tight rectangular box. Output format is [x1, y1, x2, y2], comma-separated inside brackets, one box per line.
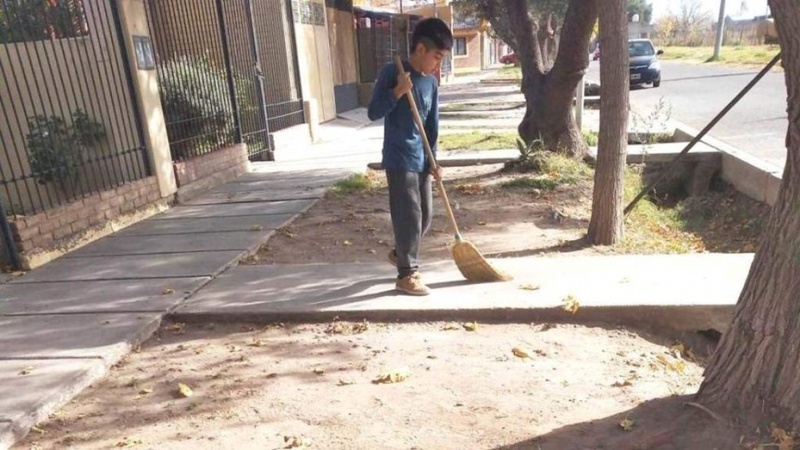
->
[453, 31, 482, 71]
[9, 177, 165, 270]
[173, 143, 249, 202]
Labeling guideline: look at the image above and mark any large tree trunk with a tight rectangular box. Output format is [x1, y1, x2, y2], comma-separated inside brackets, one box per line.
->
[696, 0, 800, 429]
[587, 0, 628, 244]
[505, 0, 597, 157]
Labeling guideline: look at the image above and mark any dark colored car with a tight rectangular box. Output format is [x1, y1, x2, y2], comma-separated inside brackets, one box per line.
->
[500, 53, 518, 65]
[628, 39, 663, 88]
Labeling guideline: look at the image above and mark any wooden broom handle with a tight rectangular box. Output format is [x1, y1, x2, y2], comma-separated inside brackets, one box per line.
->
[394, 56, 461, 239]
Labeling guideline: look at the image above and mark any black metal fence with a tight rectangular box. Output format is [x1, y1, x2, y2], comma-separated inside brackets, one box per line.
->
[145, 0, 304, 162]
[355, 8, 416, 83]
[0, 0, 150, 217]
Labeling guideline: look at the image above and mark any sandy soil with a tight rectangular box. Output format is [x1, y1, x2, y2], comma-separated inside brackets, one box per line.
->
[17, 321, 774, 450]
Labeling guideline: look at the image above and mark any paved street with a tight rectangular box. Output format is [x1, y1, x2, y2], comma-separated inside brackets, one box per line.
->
[587, 59, 788, 169]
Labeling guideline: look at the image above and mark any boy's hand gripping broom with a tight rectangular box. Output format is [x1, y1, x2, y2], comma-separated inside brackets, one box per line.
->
[394, 56, 511, 283]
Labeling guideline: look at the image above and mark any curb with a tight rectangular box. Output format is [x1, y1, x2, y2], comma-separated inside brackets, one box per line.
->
[671, 120, 783, 205]
[169, 304, 730, 355]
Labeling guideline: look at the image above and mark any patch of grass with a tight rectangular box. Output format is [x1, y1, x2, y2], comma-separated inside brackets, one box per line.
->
[438, 132, 518, 151]
[440, 131, 599, 153]
[619, 166, 704, 253]
[502, 152, 593, 190]
[501, 176, 559, 190]
[329, 173, 377, 197]
[660, 45, 781, 67]
[676, 187, 767, 252]
[492, 66, 522, 81]
[618, 168, 767, 253]
[583, 131, 598, 147]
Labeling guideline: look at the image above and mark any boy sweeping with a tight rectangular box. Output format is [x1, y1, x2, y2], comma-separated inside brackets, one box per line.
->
[367, 18, 453, 296]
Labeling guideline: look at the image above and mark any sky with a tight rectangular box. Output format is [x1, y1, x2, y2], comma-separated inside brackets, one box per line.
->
[651, 0, 771, 22]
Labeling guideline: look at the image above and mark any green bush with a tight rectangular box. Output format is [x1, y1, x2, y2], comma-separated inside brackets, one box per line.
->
[26, 110, 106, 187]
[158, 57, 235, 160]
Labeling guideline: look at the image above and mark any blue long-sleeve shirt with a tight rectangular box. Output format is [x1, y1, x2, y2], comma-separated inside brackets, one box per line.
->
[367, 61, 438, 173]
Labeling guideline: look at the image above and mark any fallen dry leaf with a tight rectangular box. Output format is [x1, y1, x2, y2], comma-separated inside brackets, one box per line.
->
[373, 367, 410, 384]
[115, 437, 144, 447]
[31, 425, 46, 434]
[283, 436, 311, 448]
[770, 423, 795, 450]
[519, 284, 540, 291]
[512, 347, 530, 359]
[249, 339, 266, 347]
[138, 388, 153, 395]
[250, 225, 263, 231]
[612, 380, 632, 388]
[343, 240, 352, 246]
[176, 383, 193, 398]
[161, 288, 175, 295]
[463, 322, 478, 332]
[654, 354, 687, 373]
[313, 368, 325, 375]
[337, 379, 355, 386]
[562, 295, 580, 314]
[169, 323, 186, 335]
[619, 415, 635, 431]
[478, 220, 487, 226]
[442, 323, 461, 331]
[19, 366, 34, 375]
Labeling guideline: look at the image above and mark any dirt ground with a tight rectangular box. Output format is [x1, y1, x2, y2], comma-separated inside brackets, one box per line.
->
[244, 164, 763, 267]
[17, 320, 779, 450]
[246, 165, 597, 267]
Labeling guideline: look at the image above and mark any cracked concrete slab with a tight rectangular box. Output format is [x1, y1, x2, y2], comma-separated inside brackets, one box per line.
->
[177, 254, 753, 334]
[0, 277, 207, 315]
[0, 313, 162, 361]
[114, 214, 295, 236]
[182, 187, 326, 206]
[10, 251, 243, 283]
[65, 231, 273, 258]
[153, 200, 315, 220]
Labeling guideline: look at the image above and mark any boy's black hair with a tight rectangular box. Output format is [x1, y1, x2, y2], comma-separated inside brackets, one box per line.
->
[410, 18, 453, 52]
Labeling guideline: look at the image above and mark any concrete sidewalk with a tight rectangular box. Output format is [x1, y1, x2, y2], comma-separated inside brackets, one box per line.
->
[175, 253, 751, 336]
[0, 118, 376, 449]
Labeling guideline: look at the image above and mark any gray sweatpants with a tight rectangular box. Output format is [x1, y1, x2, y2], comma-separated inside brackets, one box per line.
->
[386, 170, 433, 278]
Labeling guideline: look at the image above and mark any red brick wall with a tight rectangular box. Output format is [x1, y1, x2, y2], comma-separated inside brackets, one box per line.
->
[9, 177, 163, 268]
[453, 31, 482, 71]
[173, 144, 249, 188]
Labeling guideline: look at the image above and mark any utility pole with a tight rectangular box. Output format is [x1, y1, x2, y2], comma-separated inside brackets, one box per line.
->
[713, 0, 726, 60]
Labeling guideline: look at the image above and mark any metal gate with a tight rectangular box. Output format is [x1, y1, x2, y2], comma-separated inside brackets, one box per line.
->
[145, 0, 305, 162]
[0, 0, 150, 269]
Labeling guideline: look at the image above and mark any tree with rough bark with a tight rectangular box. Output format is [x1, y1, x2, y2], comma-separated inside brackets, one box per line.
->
[453, 0, 596, 157]
[696, 0, 800, 430]
[587, 0, 628, 245]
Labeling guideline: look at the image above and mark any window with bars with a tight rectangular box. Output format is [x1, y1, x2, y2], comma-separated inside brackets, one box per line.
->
[454, 37, 467, 56]
[0, 0, 89, 44]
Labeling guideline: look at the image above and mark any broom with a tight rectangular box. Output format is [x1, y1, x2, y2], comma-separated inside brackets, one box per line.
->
[394, 56, 511, 283]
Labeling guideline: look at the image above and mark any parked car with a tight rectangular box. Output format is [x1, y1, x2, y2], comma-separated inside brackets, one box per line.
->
[628, 39, 663, 88]
[500, 53, 518, 65]
[592, 45, 600, 60]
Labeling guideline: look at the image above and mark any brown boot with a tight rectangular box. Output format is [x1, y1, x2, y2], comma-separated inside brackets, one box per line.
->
[396, 272, 430, 296]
